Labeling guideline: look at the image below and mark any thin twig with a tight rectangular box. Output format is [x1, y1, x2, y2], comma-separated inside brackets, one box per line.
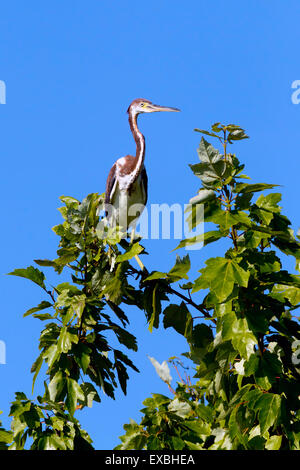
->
[46, 289, 56, 303]
[166, 285, 216, 325]
[130, 257, 216, 324]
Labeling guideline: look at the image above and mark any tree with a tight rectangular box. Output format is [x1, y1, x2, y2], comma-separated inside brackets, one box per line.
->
[4, 123, 300, 450]
[116, 123, 300, 450]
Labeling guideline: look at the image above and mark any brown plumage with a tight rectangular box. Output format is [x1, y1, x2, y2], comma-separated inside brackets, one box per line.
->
[105, 98, 179, 231]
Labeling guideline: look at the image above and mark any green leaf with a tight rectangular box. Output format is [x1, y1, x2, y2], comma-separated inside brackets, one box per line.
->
[34, 259, 57, 267]
[235, 192, 253, 210]
[144, 271, 167, 281]
[254, 351, 283, 390]
[256, 193, 282, 213]
[190, 162, 223, 188]
[270, 284, 300, 305]
[185, 196, 220, 231]
[234, 183, 279, 194]
[106, 301, 129, 327]
[254, 393, 281, 435]
[183, 420, 211, 436]
[251, 206, 274, 225]
[31, 353, 44, 393]
[52, 224, 65, 237]
[175, 229, 226, 250]
[8, 266, 46, 290]
[168, 255, 191, 282]
[193, 257, 250, 302]
[23, 301, 52, 317]
[192, 323, 214, 349]
[189, 138, 230, 189]
[148, 283, 160, 332]
[70, 295, 86, 321]
[66, 378, 85, 416]
[0, 428, 12, 446]
[211, 122, 222, 132]
[222, 313, 257, 359]
[32, 313, 54, 321]
[116, 420, 146, 450]
[48, 371, 66, 402]
[112, 324, 138, 351]
[60, 195, 80, 207]
[114, 359, 129, 394]
[55, 247, 80, 266]
[197, 137, 223, 164]
[79, 383, 101, 408]
[116, 242, 144, 262]
[227, 128, 249, 143]
[244, 354, 260, 376]
[265, 435, 282, 450]
[210, 209, 251, 230]
[73, 343, 91, 373]
[114, 349, 139, 373]
[168, 398, 192, 418]
[228, 405, 248, 448]
[170, 436, 185, 450]
[194, 128, 221, 139]
[103, 263, 127, 304]
[184, 440, 204, 450]
[57, 326, 78, 354]
[43, 343, 61, 368]
[163, 302, 192, 340]
[144, 394, 171, 408]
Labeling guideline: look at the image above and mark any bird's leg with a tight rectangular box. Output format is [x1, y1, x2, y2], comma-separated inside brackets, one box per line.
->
[129, 227, 145, 272]
[134, 254, 145, 272]
[130, 227, 136, 244]
[107, 245, 118, 272]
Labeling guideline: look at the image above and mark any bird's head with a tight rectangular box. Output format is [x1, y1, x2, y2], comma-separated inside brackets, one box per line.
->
[127, 98, 180, 115]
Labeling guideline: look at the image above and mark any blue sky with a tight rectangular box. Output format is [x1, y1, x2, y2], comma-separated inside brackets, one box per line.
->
[1, 1, 299, 449]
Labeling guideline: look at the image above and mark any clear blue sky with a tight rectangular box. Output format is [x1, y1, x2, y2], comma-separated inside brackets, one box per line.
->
[1, 1, 299, 449]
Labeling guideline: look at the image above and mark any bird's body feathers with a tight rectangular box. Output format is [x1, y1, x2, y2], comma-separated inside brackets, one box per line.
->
[104, 98, 179, 233]
[105, 155, 148, 229]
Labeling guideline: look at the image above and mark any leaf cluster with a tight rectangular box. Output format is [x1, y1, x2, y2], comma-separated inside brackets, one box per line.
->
[7, 193, 150, 448]
[9, 392, 93, 450]
[117, 123, 300, 450]
[5, 122, 300, 450]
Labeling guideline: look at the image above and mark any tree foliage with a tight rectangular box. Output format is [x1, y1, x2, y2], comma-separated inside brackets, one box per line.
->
[117, 123, 300, 450]
[6, 194, 146, 449]
[4, 122, 300, 450]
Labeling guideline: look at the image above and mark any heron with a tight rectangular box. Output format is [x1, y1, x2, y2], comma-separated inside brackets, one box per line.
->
[105, 98, 180, 267]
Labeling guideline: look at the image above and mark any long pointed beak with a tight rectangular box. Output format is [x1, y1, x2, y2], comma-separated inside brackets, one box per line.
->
[148, 103, 180, 112]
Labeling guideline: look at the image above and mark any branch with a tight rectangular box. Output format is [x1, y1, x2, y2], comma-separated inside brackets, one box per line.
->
[167, 286, 216, 324]
[131, 263, 216, 324]
[166, 285, 216, 325]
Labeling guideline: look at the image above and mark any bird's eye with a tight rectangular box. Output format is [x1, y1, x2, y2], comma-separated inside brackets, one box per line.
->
[140, 103, 145, 107]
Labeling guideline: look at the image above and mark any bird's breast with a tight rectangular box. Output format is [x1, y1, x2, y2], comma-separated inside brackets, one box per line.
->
[110, 172, 147, 229]
[116, 156, 137, 191]
[114, 173, 147, 208]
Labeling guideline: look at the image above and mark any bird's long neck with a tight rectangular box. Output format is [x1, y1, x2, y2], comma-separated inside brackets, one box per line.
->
[128, 110, 145, 181]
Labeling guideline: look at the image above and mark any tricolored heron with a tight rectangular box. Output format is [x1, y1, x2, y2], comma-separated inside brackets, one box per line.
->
[105, 98, 180, 266]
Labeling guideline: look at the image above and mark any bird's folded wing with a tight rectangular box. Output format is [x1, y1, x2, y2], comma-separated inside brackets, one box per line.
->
[105, 163, 117, 205]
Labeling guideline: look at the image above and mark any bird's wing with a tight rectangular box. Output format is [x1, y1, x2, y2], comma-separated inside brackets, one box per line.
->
[105, 163, 117, 206]
[141, 166, 148, 206]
